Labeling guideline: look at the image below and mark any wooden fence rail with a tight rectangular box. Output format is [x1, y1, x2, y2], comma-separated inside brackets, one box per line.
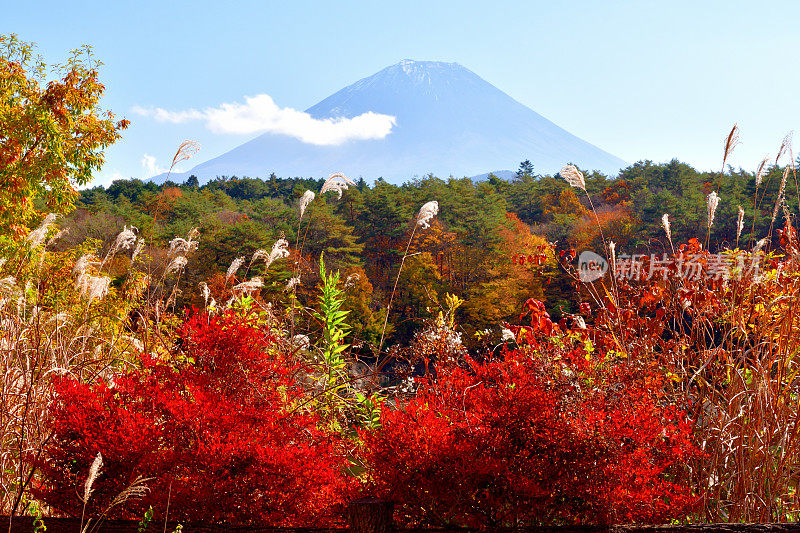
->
[6, 500, 800, 533]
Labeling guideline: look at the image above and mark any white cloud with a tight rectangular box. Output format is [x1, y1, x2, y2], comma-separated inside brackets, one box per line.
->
[133, 94, 396, 146]
[141, 154, 167, 177]
[141, 153, 187, 178]
[132, 105, 204, 124]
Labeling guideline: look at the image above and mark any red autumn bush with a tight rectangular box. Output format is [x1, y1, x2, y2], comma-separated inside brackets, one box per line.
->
[33, 310, 351, 525]
[360, 301, 700, 527]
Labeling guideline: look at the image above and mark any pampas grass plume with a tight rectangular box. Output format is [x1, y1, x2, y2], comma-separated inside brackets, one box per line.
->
[722, 124, 741, 170]
[226, 257, 244, 282]
[83, 452, 103, 502]
[416, 201, 439, 229]
[662, 214, 672, 242]
[26, 213, 57, 248]
[299, 190, 315, 218]
[755, 157, 770, 187]
[707, 191, 720, 230]
[321, 173, 355, 200]
[560, 165, 586, 191]
[737, 206, 745, 242]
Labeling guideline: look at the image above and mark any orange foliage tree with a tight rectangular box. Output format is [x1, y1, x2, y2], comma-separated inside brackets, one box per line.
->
[0, 34, 128, 236]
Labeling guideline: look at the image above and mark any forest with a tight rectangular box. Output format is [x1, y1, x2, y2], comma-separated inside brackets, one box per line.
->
[67, 156, 798, 350]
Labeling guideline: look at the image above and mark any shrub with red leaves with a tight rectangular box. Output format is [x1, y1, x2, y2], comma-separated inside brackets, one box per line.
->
[33, 310, 350, 525]
[361, 305, 699, 527]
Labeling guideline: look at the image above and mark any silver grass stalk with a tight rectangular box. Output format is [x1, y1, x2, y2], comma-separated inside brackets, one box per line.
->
[88, 277, 111, 302]
[265, 238, 290, 268]
[736, 206, 745, 243]
[722, 124, 741, 170]
[165, 256, 188, 275]
[285, 277, 300, 292]
[299, 190, 315, 219]
[344, 272, 359, 289]
[560, 165, 586, 191]
[250, 249, 268, 264]
[771, 167, 790, 227]
[608, 241, 616, 273]
[416, 201, 439, 229]
[662, 214, 672, 243]
[72, 255, 94, 279]
[782, 199, 792, 226]
[754, 237, 769, 254]
[777, 132, 793, 165]
[171, 140, 200, 168]
[168, 228, 199, 256]
[165, 140, 201, 183]
[707, 191, 721, 231]
[26, 213, 57, 248]
[0, 276, 17, 296]
[755, 156, 770, 187]
[199, 282, 211, 306]
[320, 173, 355, 200]
[233, 277, 263, 294]
[110, 226, 137, 255]
[226, 257, 244, 283]
[76, 275, 111, 302]
[131, 238, 146, 263]
[106, 475, 151, 509]
[168, 237, 197, 256]
[83, 452, 103, 503]
[380, 199, 440, 352]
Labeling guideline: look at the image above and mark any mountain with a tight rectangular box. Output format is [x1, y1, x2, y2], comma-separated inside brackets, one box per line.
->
[154, 60, 626, 184]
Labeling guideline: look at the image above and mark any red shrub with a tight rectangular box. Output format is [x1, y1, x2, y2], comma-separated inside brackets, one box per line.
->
[360, 311, 699, 527]
[34, 310, 351, 525]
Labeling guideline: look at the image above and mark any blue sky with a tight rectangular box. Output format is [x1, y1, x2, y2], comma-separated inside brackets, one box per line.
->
[4, 0, 800, 186]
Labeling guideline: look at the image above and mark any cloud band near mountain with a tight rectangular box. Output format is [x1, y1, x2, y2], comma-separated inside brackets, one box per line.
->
[132, 94, 396, 146]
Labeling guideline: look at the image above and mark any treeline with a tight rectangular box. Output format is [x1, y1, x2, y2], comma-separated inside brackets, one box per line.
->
[66, 158, 798, 349]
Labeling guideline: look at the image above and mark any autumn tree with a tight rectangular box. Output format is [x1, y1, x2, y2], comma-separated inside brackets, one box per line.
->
[0, 34, 128, 236]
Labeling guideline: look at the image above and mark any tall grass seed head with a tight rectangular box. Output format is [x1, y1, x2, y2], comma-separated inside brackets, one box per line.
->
[83, 452, 103, 502]
[560, 165, 586, 191]
[166, 256, 188, 274]
[722, 123, 741, 169]
[777, 131, 793, 165]
[321, 173, 355, 200]
[707, 191, 720, 229]
[417, 201, 439, 229]
[110, 225, 138, 255]
[172, 140, 201, 167]
[25, 213, 57, 248]
[299, 190, 315, 218]
[755, 156, 770, 187]
[266, 238, 290, 268]
[737, 206, 745, 241]
[226, 257, 244, 282]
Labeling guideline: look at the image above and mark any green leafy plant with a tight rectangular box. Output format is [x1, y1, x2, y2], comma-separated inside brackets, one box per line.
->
[314, 252, 350, 385]
[312, 253, 383, 430]
[137, 506, 153, 533]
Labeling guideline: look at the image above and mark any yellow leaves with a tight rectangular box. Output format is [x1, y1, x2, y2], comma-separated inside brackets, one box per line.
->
[0, 34, 127, 235]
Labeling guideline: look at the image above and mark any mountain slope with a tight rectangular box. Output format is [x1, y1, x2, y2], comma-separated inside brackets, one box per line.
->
[157, 60, 625, 184]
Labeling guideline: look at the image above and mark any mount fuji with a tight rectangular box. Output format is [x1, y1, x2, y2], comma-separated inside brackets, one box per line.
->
[154, 60, 625, 184]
